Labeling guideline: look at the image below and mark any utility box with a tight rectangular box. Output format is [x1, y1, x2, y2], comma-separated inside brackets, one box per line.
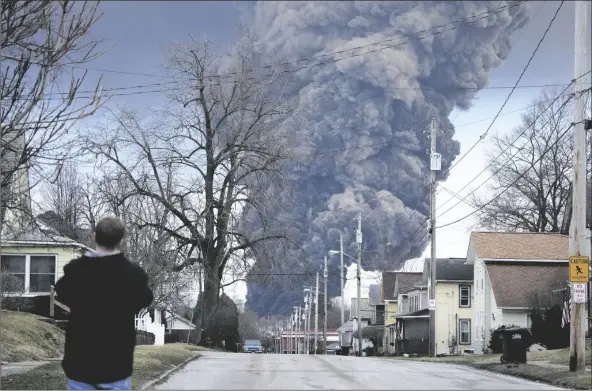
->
[430, 152, 442, 171]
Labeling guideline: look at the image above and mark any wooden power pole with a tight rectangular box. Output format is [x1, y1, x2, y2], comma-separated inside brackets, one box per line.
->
[428, 117, 441, 357]
[569, 0, 591, 373]
[314, 272, 319, 354]
[323, 256, 328, 355]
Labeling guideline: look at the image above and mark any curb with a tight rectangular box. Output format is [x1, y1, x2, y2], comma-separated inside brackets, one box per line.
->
[140, 354, 200, 390]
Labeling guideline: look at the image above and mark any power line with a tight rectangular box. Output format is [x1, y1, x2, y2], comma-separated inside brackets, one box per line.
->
[436, 122, 576, 229]
[436, 84, 578, 218]
[0, 1, 526, 83]
[6, 80, 577, 102]
[337, 2, 566, 236]
[442, 0, 565, 177]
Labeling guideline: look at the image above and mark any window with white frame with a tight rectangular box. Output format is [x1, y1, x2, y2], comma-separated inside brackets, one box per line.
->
[1, 254, 56, 294]
[459, 319, 471, 345]
[459, 285, 471, 307]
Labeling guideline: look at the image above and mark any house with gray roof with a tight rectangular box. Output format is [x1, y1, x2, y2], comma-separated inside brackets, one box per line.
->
[466, 232, 569, 354]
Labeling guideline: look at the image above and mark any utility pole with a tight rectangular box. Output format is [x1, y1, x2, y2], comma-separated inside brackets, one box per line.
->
[428, 117, 440, 358]
[307, 294, 312, 354]
[570, 0, 591, 372]
[290, 317, 294, 354]
[339, 233, 345, 328]
[298, 306, 302, 354]
[304, 296, 310, 354]
[323, 256, 328, 355]
[293, 306, 299, 354]
[356, 212, 363, 357]
[314, 272, 319, 354]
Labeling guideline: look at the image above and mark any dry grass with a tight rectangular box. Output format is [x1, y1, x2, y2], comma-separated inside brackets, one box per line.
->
[385, 347, 591, 366]
[132, 344, 203, 388]
[0, 310, 64, 362]
[528, 348, 592, 366]
[384, 347, 592, 390]
[384, 354, 501, 364]
[474, 363, 592, 390]
[1, 343, 202, 390]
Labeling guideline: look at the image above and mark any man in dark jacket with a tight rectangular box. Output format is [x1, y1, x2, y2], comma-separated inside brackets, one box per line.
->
[55, 217, 153, 390]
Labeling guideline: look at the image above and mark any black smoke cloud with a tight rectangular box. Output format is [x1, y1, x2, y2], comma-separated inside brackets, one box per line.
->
[238, 1, 531, 316]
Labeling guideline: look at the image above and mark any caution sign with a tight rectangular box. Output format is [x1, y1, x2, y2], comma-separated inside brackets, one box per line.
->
[569, 256, 589, 283]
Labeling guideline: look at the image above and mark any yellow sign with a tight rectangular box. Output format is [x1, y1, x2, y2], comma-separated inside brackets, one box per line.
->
[569, 256, 589, 282]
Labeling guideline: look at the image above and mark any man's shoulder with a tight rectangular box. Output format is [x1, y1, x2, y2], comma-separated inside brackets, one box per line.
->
[124, 258, 148, 277]
[63, 256, 86, 273]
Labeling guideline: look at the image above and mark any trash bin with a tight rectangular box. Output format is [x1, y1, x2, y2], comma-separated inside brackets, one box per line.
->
[499, 327, 532, 364]
[341, 346, 350, 356]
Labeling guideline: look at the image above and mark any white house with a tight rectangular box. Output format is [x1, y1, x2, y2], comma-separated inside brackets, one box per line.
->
[466, 232, 569, 354]
[136, 307, 196, 345]
[165, 312, 196, 331]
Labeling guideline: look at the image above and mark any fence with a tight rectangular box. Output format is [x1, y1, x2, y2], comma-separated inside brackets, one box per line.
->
[135, 312, 165, 345]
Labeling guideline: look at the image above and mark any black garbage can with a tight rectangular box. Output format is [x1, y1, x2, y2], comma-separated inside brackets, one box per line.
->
[499, 327, 532, 364]
[341, 346, 350, 356]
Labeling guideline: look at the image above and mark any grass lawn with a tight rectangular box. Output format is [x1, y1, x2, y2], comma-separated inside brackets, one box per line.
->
[0, 310, 64, 362]
[385, 347, 591, 390]
[473, 362, 592, 390]
[1, 343, 203, 390]
[528, 348, 592, 366]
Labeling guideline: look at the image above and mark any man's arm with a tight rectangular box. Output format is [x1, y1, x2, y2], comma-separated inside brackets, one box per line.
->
[132, 267, 154, 312]
[54, 263, 74, 308]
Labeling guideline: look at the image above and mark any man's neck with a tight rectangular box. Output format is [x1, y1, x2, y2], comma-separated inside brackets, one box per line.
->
[94, 246, 121, 256]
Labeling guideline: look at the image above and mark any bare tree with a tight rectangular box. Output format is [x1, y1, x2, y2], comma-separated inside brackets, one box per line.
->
[81, 36, 296, 341]
[38, 163, 90, 243]
[238, 307, 262, 341]
[87, 170, 197, 311]
[472, 87, 573, 232]
[0, 0, 106, 229]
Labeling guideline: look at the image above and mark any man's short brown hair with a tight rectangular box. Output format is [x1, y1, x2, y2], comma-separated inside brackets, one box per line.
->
[95, 217, 125, 249]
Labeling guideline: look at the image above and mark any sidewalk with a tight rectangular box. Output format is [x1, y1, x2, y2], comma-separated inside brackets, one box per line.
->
[1, 361, 51, 377]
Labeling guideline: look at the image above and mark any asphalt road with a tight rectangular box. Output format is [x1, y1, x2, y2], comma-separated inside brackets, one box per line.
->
[154, 351, 563, 390]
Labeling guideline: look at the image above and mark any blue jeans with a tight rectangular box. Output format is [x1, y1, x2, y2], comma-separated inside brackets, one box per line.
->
[67, 377, 131, 390]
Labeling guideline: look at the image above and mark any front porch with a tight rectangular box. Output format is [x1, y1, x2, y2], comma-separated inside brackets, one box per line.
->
[392, 308, 430, 356]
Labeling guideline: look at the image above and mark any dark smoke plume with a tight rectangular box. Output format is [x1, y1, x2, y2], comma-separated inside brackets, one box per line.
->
[238, 1, 531, 316]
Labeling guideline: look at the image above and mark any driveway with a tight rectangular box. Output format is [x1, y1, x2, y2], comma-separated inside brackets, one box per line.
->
[154, 351, 563, 390]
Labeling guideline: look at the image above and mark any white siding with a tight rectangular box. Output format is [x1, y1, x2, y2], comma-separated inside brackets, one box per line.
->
[473, 259, 487, 353]
[170, 318, 195, 330]
[473, 258, 504, 354]
[502, 310, 529, 328]
[420, 290, 428, 309]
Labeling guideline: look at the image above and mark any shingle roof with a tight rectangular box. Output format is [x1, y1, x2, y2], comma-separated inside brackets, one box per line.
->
[422, 258, 473, 282]
[486, 262, 568, 308]
[469, 232, 569, 260]
[2, 223, 79, 245]
[368, 284, 382, 306]
[381, 272, 398, 301]
[394, 273, 423, 297]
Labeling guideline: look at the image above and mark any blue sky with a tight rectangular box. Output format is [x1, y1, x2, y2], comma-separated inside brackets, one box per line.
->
[41, 1, 589, 304]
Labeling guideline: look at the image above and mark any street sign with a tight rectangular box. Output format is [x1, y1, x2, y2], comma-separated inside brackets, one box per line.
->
[569, 256, 589, 282]
[428, 299, 436, 311]
[573, 283, 587, 304]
